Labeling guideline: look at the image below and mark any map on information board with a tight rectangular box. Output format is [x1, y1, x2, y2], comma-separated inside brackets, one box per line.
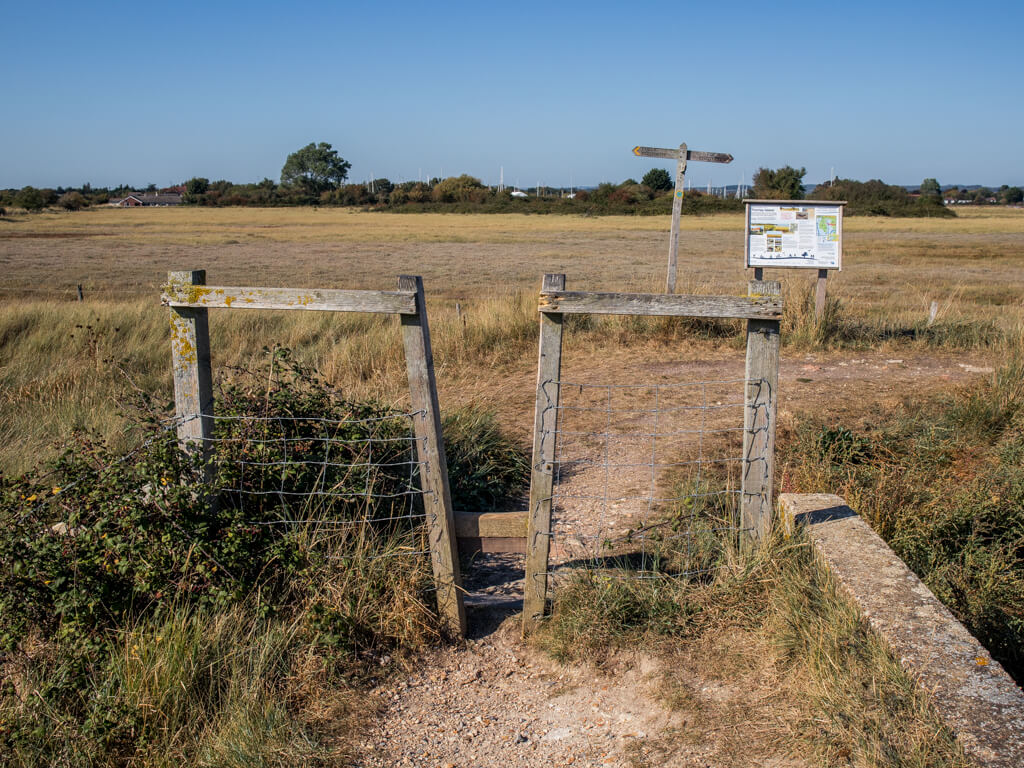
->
[744, 201, 845, 270]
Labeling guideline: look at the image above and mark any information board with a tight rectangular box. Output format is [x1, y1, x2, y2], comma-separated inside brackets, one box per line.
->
[744, 200, 845, 270]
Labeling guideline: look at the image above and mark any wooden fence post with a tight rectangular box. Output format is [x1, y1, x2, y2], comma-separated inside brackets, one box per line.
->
[742, 280, 781, 545]
[167, 270, 214, 456]
[399, 275, 467, 638]
[523, 273, 566, 635]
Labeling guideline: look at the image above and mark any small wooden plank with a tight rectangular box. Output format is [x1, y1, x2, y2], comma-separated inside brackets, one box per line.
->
[400, 275, 467, 638]
[539, 290, 782, 320]
[162, 285, 417, 314]
[167, 271, 214, 457]
[815, 268, 828, 320]
[666, 143, 687, 294]
[741, 280, 781, 546]
[523, 274, 566, 635]
[454, 510, 528, 539]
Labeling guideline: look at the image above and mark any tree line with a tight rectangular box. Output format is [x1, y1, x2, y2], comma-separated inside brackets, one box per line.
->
[3, 141, 1020, 217]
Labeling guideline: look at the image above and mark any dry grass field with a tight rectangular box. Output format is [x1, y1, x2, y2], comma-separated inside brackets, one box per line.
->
[1, 206, 1022, 475]
[2, 206, 1021, 766]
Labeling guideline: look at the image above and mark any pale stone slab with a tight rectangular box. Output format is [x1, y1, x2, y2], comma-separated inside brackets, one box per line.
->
[780, 493, 1024, 768]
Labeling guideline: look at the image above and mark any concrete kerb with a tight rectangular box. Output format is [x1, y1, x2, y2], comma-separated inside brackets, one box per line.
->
[780, 492, 1024, 768]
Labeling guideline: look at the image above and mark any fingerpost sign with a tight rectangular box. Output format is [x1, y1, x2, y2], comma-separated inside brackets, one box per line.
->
[632, 143, 733, 293]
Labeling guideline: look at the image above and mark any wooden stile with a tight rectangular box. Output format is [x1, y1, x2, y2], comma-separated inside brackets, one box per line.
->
[522, 273, 566, 635]
[167, 270, 214, 457]
[741, 280, 781, 545]
[399, 275, 467, 638]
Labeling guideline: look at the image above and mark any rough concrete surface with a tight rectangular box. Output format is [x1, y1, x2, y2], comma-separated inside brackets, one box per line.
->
[780, 493, 1024, 768]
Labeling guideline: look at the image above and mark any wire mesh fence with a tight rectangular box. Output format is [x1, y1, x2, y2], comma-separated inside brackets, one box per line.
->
[536, 376, 761, 585]
[202, 408, 435, 563]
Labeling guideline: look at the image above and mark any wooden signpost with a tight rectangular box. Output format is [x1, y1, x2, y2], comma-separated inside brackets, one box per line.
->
[632, 143, 734, 293]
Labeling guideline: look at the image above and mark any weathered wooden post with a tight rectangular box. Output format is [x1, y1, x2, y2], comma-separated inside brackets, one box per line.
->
[523, 273, 566, 635]
[399, 275, 467, 638]
[632, 144, 733, 293]
[166, 270, 214, 455]
[742, 280, 781, 546]
[815, 268, 828, 320]
[76, 284, 84, 302]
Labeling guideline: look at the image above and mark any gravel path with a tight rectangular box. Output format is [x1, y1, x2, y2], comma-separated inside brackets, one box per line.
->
[357, 616, 684, 768]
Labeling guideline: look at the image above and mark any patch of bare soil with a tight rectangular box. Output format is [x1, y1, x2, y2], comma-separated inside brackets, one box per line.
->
[357, 615, 807, 768]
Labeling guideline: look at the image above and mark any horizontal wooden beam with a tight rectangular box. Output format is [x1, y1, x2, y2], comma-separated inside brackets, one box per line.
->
[162, 284, 418, 314]
[538, 290, 783, 320]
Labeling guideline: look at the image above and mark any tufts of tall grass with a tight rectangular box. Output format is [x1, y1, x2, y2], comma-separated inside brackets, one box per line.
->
[782, 351, 1024, 683]
[536, 532, 968, 766]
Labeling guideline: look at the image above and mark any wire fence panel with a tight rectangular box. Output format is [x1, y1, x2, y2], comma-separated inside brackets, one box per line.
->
[537, 377, 759, 585]
[203, 408, 435, 563]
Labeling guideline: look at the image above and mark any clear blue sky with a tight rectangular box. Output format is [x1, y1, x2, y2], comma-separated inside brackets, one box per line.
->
[3, 0, 1021, 190]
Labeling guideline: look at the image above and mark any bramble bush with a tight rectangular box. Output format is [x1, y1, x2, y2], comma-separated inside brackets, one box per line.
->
[0, 350, 528, 760]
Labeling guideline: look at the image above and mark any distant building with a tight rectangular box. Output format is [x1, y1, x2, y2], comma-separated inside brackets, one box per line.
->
[110, 192, 183, 207]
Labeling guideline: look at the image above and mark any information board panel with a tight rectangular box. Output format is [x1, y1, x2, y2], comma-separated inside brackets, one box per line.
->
[744, 200, 845, 270]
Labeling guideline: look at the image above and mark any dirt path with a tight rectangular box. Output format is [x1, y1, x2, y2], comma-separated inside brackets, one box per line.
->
[355, 349, 992, 767]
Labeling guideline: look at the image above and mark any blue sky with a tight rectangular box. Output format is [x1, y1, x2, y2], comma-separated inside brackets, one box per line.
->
[2, 0, 1021, 189]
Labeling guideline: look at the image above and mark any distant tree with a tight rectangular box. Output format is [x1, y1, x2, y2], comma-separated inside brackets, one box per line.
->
[920, 178, 941, 199]
[370, 178, 393, 197]
[431, 175, 484, 203]
[280, 142, 351, 196]
[58, 191, 87, 211]
[752, 166, 806, 199]
[641, 168, 673, 191]
[185, 177, 210, 196]
[1001, 186, 1023, 205]
[15, 186, 45, 212]
[145, 183, 157, 193]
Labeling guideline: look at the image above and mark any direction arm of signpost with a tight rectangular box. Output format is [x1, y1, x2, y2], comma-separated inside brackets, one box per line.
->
[633, 146, 734, 164]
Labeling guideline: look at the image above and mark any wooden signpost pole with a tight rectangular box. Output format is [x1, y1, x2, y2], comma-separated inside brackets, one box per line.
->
[633, 144, 733, 293]
[815, 268, 828, 320]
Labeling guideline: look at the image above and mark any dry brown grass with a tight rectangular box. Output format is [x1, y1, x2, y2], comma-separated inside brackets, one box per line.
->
[1, 207, 1022, 476]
